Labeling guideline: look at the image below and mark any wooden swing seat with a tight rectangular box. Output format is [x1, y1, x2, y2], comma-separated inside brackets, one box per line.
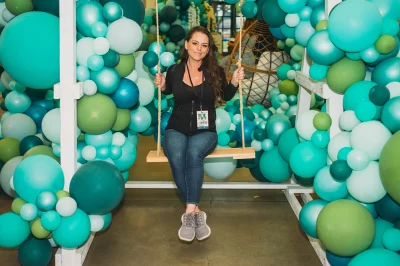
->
[146, 147, 256, 162]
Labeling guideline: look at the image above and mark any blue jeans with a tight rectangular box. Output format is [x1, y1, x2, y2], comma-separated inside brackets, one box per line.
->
[164, 129, 218, 205]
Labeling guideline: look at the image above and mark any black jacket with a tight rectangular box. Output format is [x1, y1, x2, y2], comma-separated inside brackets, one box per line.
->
[162, 61, 238, 136]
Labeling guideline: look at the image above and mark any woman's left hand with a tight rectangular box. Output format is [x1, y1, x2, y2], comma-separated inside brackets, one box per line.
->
[231, 66, 245, 87]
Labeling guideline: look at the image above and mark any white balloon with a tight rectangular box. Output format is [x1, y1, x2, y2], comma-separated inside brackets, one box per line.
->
[112, 132, 126, 146]
[82, 145, 96, 161]
[2, 8, 15, 23]
[83, 80, 97, 96]
[387, 82, 400, 99]
[41, 108, 61, 144]
[93, 37, 110, 55]
[56, 197, 77, 217]
[89, 215, 105, 232]
[327, 131, 351, 162]
[346, 161, 386, 203]
[133, 51, 153, 80]
[77, 37, 95, 67]
[136, 77, 155, 106]
[295, 110, 318, 140]
[125, 70, 138, 83]
[350, 121, 392, 161]
[106, 18, 142, 54]
[0, 3, 7, 27]
[339, 110, 360, 131]
[204, 147, 237, 179]
[48, 238, 59, 248]
[0, 156, 22, 197]
[285, 13, 300, 27]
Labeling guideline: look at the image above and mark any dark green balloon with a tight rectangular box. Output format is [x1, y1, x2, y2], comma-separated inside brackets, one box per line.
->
[103, 49, 120, 68]
[70, 161, 125, 215]
[1, 101, 8, 111]
[243, 108, 255, 121]
[294, 174, 314, 187]
[18, 235, 52, 266]
[144, 102, 158, 127]
[262, 0, 286, 28]
[32, 0, 59, 16]
[250, 167, 269, 182]
[159, 6, 177, 24]
[100, 0, 145, 25]
[253, 128, 267, 141]
[239, 150, 262, 168]
[167, 24, 186, 43]
[330, 160, 352, 181]
[369, 84, 390, 106]
[19, 136, 43, 155]
[227, 130, 238, 142]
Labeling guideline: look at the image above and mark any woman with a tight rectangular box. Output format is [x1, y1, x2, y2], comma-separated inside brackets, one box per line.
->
[154, 26, 244, 242]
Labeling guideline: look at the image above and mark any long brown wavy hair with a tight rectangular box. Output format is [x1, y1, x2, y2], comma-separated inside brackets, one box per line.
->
[180, 26, 222, 104]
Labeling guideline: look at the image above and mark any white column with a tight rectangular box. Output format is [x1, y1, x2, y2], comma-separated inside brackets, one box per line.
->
[296, 49, 312, 118]
[54, 0, 83, 265]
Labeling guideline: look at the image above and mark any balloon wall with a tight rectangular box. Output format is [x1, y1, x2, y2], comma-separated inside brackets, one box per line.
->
[1, 0, 400, 264]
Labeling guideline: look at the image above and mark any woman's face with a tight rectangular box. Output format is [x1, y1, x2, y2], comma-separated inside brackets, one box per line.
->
[184, 32, 209, 62]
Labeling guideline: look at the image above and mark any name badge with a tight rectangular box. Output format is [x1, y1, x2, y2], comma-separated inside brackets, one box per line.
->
[197, 110, 209, 129]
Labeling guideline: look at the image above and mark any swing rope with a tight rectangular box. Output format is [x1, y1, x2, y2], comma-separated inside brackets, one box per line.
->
[155, 0, 162, 156]
[154, 0, 247, 157]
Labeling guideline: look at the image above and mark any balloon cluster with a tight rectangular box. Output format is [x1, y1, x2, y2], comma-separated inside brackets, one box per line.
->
[0, 156, 124, 266]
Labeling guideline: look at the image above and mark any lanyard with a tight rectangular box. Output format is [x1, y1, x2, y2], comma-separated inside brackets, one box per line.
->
[186, 63, 204, 111]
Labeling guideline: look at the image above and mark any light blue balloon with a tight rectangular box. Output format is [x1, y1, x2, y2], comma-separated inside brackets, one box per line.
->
[5, 91, 31, 113]
[41, 210, 61, 231]
[306, 0, 323, 8]
[129, 106, 152, 133]
[278, 0, 306, 13]
[148, 41, 166, 55]
[307, 30, 345, 66]
[87, 54, 105, 71]
[314, 166, 349, 202]
[279, 24, 295, 38]
[369, 0, 400, 20]
[0, 12, 60, 89]
[298, 6, 312, 21]
[96, 147, 110, 159]
[371, 57, 400, 86]
[360, 46, 380, 63]
[311, 130, 330, 149]
[20, 203, 39, 221]
[76, 1, 106, 37]
[109, 145, 122, 160]
[310, 4, 325, 28]
[52, 209, 91, 248]
[0, 212, 30, 248]
[328, 0, 382, 52]
[84, 130, 113, 148]
[299, 199, 328, 238]
[77, 66, 90, 81]
[160, 52, 175, 67]
[36, 191, 58, 212]
[13, 155, 64, 203]
[101, 213, 113, 231]
[112, 140, 137, 171]
[294, 20, 315, 46]
[77, 141, 87, 164]
[91, 21, 108, 37]
[90, 67, 120, 94]
[349, 248, 400, 266]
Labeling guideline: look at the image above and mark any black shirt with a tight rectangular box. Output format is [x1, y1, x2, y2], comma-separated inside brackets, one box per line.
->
[162, 61, 238, 136]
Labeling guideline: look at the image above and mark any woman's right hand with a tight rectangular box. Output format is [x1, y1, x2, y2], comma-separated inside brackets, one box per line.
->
[154, 73, 166, 91]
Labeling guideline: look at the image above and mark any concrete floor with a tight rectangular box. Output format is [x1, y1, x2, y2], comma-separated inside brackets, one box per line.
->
[0, 189, 321, 266]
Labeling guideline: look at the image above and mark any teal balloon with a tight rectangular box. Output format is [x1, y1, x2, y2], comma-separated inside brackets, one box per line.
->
[355, 101, 377, 122]
[349, 248, 400, 266]
[159, 22, 170, 32]
[277, 64, 292, 80]
[343, 81, 376, 111]
[19, 136, 43, 154]
[241, 1, 258, 18]
[309, 4, 325, 28]
[52, 209, 91, 248]
[369, 0, 400, 20]
[311, 130, 330, 149]
[290, 141, 327, 178]
[277, 128, 299, 162]
[375, 194, 400, 223]
[346, 52, 361, 61]
[69, 161, 125, 215]
[91, 21, 108, 37]
[372, 57, 400, 86]
[382, 228, 400, 251]
[36, 191, 57, 212]
[14, 155, 64, 204]
[337, 147, 352, 160]
[87, 54, 105, 71]
[113, 141, 137, 172]
[0, 212, 30, 248]
[381, 97, 400, 133]
[31, 0, 59, 16]
[103, 50, 120, 68]
[0, 12, 60, 89]
[278, 0, 306, 13]
[266, 114, 292, 144]
[259, 146, 292, 182]
[328, 0, 382, 52]
[382, 19, 400, 36]
[262, 0, 287, 28]
[294, 20, 315, 46]
[369, 84, 390, 106]
[314, 166, 349, 202]
[279, 24, 295, 38]
[101, 0, 145, 24]
[236, 120, 257, 143]
[326, 251, 353, 266]
[5, 91, 31, 113]
[299, 199, 328, 238]
[330, 160, 352, 181]
[76, 1, 106, 37]
[250, 167, 268, 182]
[310, 64, 328, 81]
[143, 51, 159, 68]
[102, 2, 123, 22]
[370, 218, 395, 249]
[307, 30, 344, 66]
[90, 67, 120, 94]
[360, 46, 380, 63]
[18, 235, 52, 266]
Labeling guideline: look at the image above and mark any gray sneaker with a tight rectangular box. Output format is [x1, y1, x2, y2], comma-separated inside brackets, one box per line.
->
[195, 211, 211, 241]
[179, 213, 196, 242]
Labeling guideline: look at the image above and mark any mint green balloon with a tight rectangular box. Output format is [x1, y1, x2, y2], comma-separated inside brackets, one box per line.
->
[0, 12, 60, 89]
[76, 1, 106, 37]
[259, 146, 292, 182]
[277, 128, 299, 162]
[289, 141, 327, 178]
[382, 228, 400, 251]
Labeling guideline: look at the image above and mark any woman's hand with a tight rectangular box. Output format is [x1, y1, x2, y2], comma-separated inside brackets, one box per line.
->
[154, 73, 166, 91]
[231, 66, 245, 87]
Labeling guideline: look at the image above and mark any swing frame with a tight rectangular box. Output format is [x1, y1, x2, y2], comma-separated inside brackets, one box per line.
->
[54, 0, 342, 265]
